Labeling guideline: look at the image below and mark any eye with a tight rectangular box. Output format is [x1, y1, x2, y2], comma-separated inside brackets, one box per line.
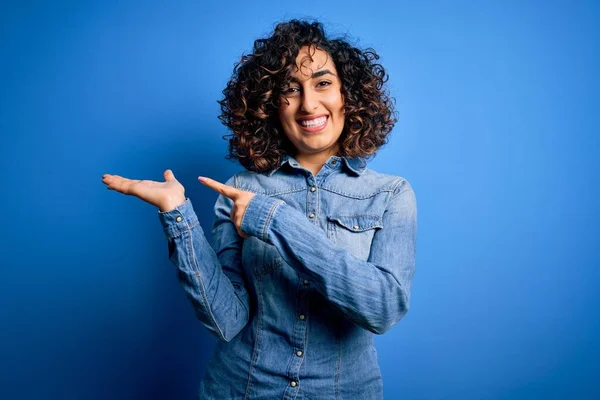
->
[283, 86, 300, 95]
[317, 80, 332, 88]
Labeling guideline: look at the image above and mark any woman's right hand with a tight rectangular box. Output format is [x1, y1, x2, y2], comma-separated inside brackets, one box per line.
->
[102, 169, 186, 212]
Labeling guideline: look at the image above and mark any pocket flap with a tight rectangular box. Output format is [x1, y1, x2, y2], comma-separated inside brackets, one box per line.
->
[327, 214, 383, 232]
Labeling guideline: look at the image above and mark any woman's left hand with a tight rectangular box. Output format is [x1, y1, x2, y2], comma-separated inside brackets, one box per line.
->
[198, 176, 255, 238]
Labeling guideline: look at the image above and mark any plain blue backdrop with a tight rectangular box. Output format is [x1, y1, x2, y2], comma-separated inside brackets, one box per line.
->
[1, 1, 599, 399]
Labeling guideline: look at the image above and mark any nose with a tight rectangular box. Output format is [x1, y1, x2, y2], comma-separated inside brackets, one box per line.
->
[300, 88, 318, 113]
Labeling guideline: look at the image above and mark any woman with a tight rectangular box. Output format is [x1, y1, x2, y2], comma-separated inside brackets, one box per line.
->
[103, 19, 416, 400]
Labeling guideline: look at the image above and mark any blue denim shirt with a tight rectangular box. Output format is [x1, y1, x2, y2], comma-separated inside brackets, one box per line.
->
[158, 154, 417, 400]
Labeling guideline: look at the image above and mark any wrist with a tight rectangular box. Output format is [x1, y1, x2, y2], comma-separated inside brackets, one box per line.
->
[159, 196, 186, 212]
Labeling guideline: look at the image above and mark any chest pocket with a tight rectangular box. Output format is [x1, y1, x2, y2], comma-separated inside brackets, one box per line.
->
[326, 214, 383, 260]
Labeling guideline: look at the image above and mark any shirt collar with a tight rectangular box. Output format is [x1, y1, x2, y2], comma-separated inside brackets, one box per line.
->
[268, 154, 367, 176]
[342, 155, 368, 175]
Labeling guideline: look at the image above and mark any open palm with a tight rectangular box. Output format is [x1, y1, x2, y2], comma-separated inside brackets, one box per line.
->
[102, 169, 186, 212]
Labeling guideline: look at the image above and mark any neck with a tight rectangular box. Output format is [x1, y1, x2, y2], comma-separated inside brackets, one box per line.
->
[293, 147, 339, 176]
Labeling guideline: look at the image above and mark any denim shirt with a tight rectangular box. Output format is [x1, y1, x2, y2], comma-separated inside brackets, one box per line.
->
[158, 154, 417, 400]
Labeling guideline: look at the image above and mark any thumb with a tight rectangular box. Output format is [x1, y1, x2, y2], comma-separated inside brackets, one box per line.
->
[164, 169, 176, 182]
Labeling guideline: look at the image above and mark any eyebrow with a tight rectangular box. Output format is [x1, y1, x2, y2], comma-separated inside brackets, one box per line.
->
[289, 69, 336, 83]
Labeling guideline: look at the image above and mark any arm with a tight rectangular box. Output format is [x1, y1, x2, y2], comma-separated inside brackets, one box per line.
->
[158, 177, 250, 342]
[240, 179, 417, 334]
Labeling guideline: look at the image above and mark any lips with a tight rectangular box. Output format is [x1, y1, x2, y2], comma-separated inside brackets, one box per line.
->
[296, 115, 329, 132]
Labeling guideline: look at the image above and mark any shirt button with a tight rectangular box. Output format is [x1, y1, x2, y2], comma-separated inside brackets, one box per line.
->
[353, 225, 359, 231]
[303, 280, 309, 286]
[296, 350, 303, 357]
[176, 216, 183, 223]
[299, 314, 306, 320]
[310, 186, 316, 192]
[331, 160, 337, 165]
[290, 381, 297, 387]
[308, 213, 315, 219]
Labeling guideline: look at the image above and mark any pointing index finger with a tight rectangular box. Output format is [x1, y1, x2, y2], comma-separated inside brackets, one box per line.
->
[198, 176, 239, 199]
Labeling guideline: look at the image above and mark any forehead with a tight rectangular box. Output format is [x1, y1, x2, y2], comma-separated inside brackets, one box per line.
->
[291, 45, 336, 78]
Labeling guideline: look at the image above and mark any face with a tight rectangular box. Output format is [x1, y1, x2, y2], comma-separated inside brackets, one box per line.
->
[278, 45, 345, 162]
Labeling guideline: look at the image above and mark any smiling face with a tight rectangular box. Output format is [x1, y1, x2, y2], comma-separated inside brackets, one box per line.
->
[278, 45, 345, 167]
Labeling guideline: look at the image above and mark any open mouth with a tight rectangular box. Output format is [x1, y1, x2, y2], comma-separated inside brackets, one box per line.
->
[296, 116, 328, 132]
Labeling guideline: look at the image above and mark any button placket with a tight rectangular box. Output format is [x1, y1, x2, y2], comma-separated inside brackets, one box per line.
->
[306, 176, 319, 221]
[283, 179, 315, 395]
[287, 283, 309, 392]
[306, 176, 318, 224]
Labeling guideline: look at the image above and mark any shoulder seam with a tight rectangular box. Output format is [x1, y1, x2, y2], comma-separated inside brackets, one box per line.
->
[391, 177, 410, 197]
[391, 177, 405, 191]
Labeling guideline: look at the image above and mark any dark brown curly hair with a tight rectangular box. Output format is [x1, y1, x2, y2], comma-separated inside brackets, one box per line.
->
[218, 19, 396, 173]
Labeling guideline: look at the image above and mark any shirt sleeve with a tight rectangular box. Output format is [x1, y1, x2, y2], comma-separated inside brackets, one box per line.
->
[158, 176, 249, 342]
[240, 179, 417, 334]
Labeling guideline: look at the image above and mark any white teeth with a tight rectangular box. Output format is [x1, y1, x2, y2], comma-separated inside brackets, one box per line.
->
[299, 116, 327, 127]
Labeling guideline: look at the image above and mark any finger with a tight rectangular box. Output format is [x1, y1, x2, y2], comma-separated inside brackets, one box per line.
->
[228, 204, 247, 238]
[103, 174, 138, 194]
[164, 169, 176, 182]
[198, 176, 239, 199]
[102, 174, 121, 188]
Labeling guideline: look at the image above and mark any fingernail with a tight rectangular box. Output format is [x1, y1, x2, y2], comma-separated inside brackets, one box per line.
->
[198, 176, 206, 182]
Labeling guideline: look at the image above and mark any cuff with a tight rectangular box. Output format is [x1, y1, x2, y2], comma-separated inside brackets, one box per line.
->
[240, 194, 284, 242]
[158, 198, 199, 239]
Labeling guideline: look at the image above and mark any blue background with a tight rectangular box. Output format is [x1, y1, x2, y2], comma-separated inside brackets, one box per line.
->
[1, 1, 599, 399]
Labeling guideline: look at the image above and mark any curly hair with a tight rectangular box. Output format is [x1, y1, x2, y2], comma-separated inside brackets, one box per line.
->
[218, 19, 396, 173]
